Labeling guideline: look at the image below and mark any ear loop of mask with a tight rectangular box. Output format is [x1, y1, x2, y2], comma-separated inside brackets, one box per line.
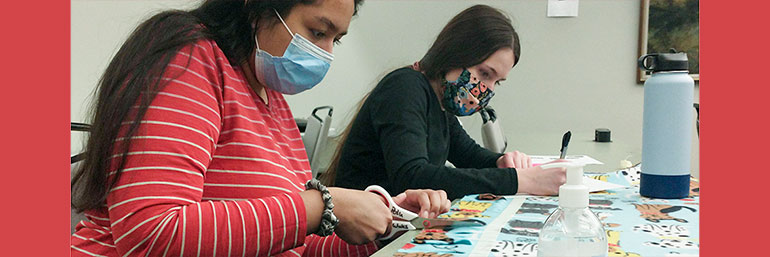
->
[273, 9, 294, 36]
[255, 9, 294, 51]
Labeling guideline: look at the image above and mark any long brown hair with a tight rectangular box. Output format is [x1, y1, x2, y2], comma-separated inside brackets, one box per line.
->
[71, 0, 364, 212]
[319, 91, 370, 186]
[419, 4, 520, 81]
[321, 4, 520, 186]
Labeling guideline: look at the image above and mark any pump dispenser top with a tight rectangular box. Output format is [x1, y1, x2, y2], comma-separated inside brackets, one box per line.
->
[557, 162, 589, 209]
[537, 161, 607, 257]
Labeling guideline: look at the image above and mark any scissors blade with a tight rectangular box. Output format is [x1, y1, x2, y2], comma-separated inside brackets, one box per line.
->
[411, 218, 486, 229]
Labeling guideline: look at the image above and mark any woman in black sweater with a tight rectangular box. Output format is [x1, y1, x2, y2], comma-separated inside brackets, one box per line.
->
[325, 5, 567, 204]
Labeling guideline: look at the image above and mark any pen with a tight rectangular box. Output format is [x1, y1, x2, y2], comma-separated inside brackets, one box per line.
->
[559, 131, 571, 159]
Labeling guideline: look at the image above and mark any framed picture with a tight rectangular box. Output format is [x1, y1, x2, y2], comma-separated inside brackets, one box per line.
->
[638, 0, 699, 83]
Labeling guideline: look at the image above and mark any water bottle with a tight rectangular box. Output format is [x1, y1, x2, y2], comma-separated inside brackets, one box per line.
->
[638, 50, 694, 199]
[537, 162, 607, 257]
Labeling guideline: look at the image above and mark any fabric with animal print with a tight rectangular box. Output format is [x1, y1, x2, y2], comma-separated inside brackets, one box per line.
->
[515, 202, 557, 216]
[689, 179, 699, 197]
[633, 204, 696, 223]
[643, 239, 698, 250]
[606, 230, 642, 257]
[490, 240, 536, 257]
[477, 193, 504, 201]
[440, 211, 491, 219]
[392, 167, 699, 257]
[393, 252, 454, 257]
[455, 200, 493, 212]
[633, 224, 691, 238]
[413, 229, 455, 244]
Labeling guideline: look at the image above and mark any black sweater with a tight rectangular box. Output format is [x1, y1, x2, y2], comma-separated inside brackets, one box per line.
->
[334, 67, 519, 200]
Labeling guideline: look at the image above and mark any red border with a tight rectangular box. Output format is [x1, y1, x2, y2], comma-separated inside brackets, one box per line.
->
[701, 1, 767, 256]
[1, 0, 763, 255]
[1, 1, 70, 256]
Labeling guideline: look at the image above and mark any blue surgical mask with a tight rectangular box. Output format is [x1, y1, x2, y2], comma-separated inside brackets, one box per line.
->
[253, 9, 334, 95]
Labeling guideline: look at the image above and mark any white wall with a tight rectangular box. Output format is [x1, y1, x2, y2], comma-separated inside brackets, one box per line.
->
[71, 0, 699, 175]
[71, 0, 201, 156]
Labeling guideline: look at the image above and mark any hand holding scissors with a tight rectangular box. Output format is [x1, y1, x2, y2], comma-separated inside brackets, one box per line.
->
[364, 185, 485, 240]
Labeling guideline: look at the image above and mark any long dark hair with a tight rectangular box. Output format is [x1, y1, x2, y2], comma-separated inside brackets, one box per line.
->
[321, 4, 519, 186]
[71, 0, 364, 212]
[419, 4, 520, 81]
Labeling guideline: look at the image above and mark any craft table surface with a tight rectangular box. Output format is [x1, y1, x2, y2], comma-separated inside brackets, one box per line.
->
[373, 166, 700, 257]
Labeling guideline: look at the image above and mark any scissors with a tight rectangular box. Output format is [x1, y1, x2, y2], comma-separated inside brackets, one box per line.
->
[364, 185, 486, 240]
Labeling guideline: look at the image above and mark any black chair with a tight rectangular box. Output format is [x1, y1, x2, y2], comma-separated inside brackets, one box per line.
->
[693, 103, 699, 136]
[71, 122, 91, 234]
[71, 122, 91, 163]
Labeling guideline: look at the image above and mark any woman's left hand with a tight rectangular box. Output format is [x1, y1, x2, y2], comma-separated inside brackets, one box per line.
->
[392, 189, 451, 218]
[497, 150, 532, 169]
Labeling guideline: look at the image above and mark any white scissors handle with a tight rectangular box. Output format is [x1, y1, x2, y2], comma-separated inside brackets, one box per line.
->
[364, 185, 419, 240]
[379, 220, 415, 240]
[364, 185, 418, 220]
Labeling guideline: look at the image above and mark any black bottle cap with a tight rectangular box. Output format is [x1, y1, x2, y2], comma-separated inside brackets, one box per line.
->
[638, 49, 689, 72]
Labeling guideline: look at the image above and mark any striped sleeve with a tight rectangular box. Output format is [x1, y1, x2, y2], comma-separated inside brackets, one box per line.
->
[302, 234, 378, 257]
[105, 40, 307, 257]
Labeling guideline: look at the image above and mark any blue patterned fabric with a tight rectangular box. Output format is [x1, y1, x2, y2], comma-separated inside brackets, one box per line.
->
[393, 165, 700, 256]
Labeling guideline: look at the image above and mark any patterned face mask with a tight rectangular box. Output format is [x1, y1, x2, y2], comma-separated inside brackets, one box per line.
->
[441, 68, 495, 116]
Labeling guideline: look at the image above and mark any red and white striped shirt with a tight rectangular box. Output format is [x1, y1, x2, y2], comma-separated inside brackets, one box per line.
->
[71, 39, 377, 257]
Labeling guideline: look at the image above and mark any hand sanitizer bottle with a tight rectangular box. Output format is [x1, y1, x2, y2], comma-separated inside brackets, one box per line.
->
[537, 162, 607, 257]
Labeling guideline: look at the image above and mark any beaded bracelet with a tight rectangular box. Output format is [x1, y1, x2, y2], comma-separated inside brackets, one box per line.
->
[305, 179, 339, 236]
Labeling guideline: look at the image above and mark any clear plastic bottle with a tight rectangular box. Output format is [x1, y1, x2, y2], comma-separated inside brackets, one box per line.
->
[537, 162, 607, 257]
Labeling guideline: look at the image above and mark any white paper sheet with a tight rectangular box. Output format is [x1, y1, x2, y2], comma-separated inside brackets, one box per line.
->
[505, 176, 626, 196]
[529, 155, 604, 166]
[583, 176, 626, 192]
[547, 0, 579, 17]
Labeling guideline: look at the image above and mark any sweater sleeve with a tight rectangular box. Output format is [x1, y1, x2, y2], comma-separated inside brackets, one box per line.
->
[105, 40, 307, 257]
[370, 73, 519, 200]
[302, 234, 378, 257]
[446, 115, 504, 169]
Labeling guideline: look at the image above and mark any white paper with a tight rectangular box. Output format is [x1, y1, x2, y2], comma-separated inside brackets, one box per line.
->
[583, 177, 626, 192]
[547, 0, 579, 17]
[529, 155, 603, 166]
[503, 177, 625, 195]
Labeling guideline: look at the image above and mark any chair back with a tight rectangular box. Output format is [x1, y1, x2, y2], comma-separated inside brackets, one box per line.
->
[301, 106, 333, 178]
[70, 122, 90, 234]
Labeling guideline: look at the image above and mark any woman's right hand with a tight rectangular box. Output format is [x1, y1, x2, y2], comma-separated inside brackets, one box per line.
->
[328, 187, 392, 245]
[515, 160, 568, 196]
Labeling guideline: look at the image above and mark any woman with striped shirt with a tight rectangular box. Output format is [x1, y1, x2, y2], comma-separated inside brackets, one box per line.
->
[70, 0, 450, 256]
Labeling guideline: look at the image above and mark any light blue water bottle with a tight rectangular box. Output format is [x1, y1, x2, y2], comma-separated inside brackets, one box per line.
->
[638, 50, 694, 199]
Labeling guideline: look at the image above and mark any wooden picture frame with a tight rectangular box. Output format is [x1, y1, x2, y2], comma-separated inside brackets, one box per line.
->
[638, 0, 699, 83]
